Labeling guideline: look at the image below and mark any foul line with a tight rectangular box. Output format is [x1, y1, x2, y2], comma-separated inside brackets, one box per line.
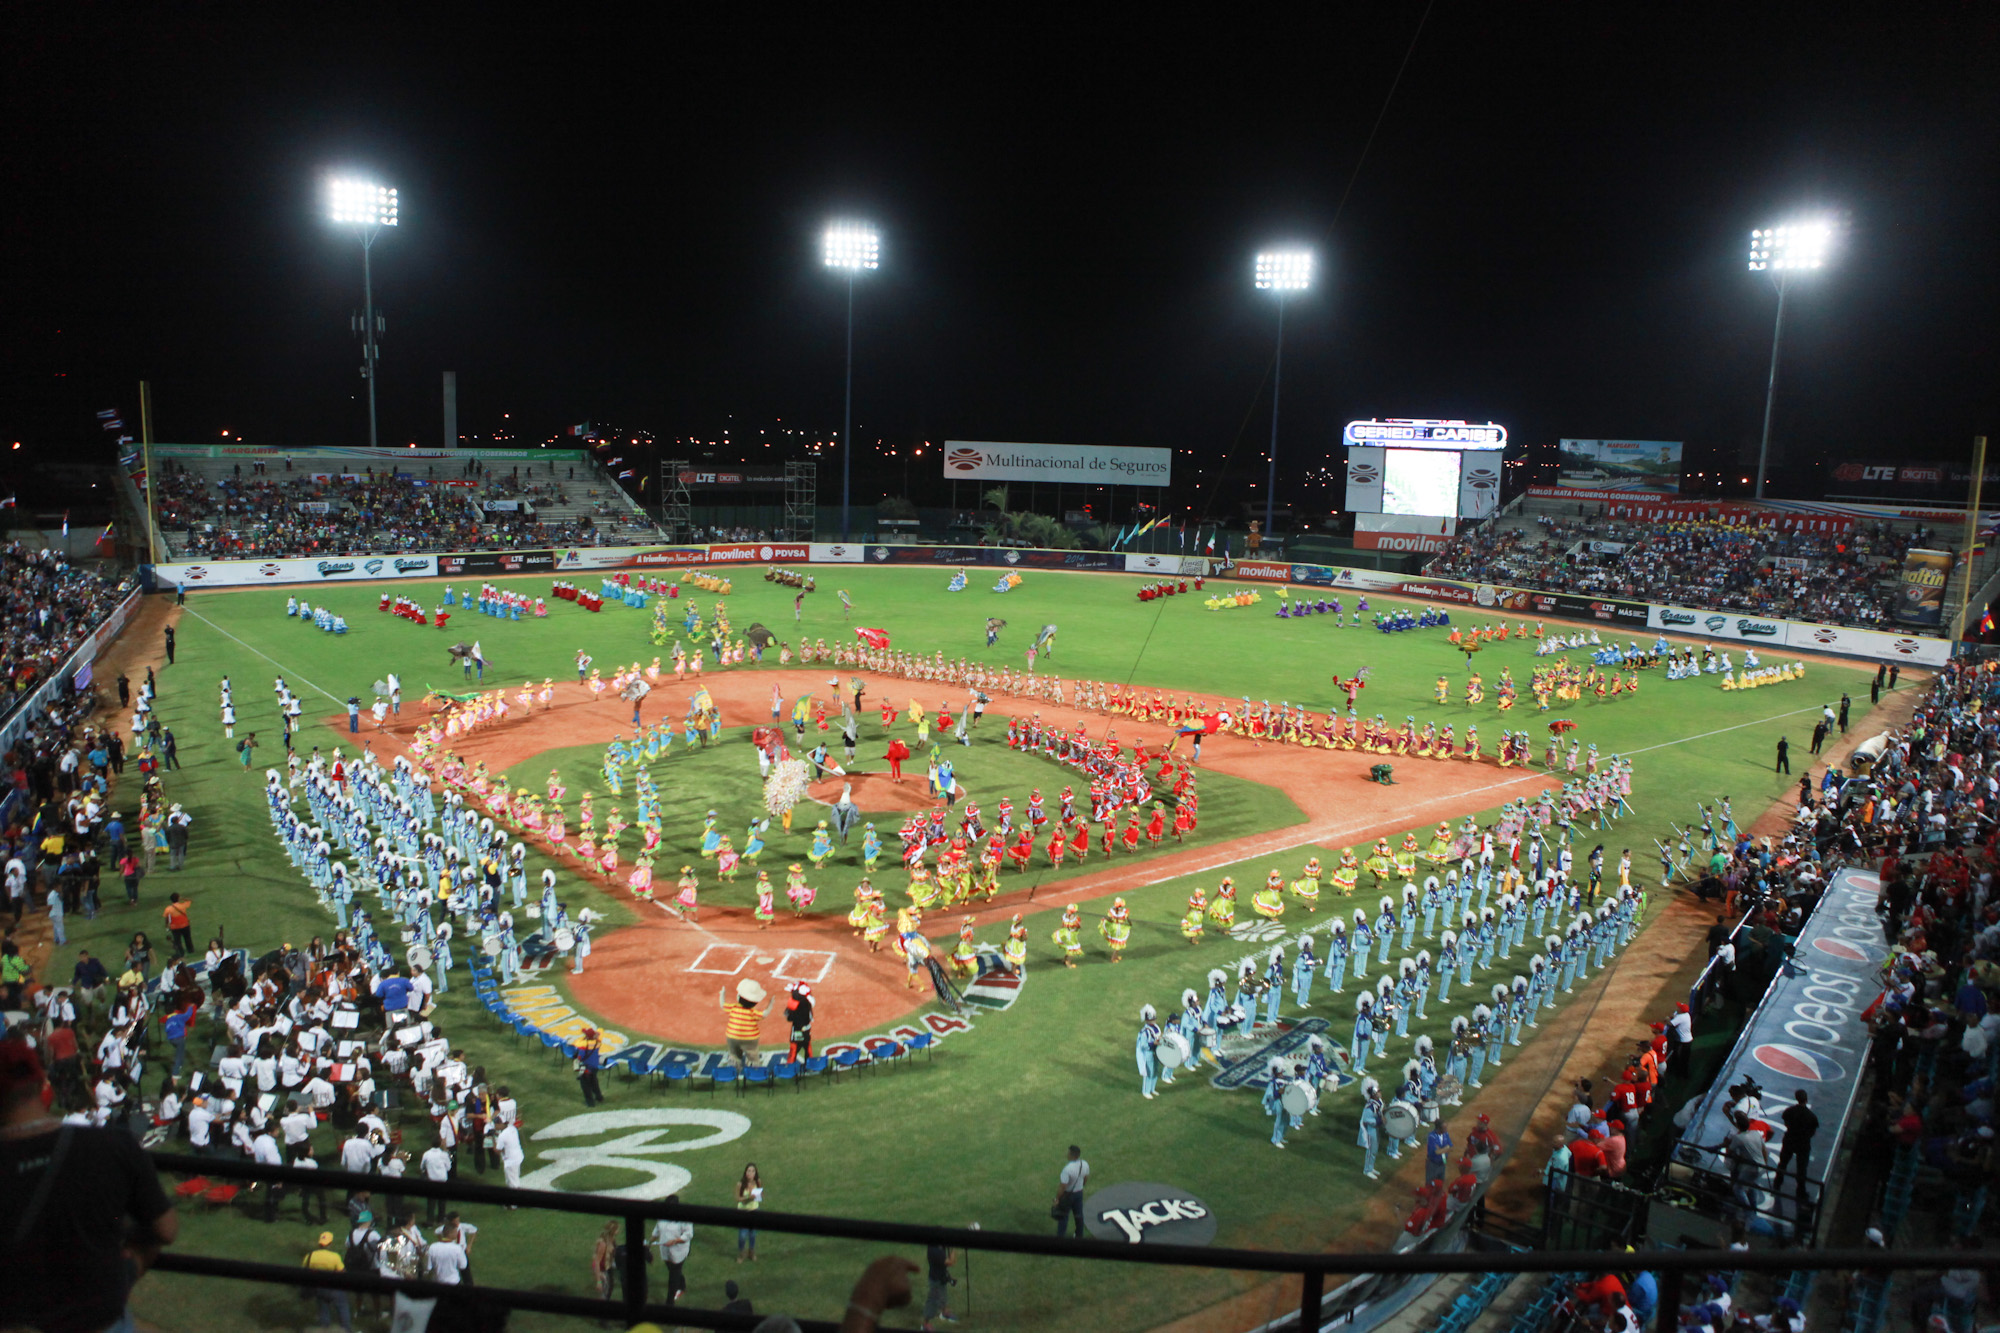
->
[179, 606, 346, 706]
[1622, 701, 1830, 757]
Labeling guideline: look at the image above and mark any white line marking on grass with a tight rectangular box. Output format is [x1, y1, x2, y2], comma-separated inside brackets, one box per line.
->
[1621, 703, 1829, 756]
[687, 942, 753, 975]
[179, 606, 345, 704]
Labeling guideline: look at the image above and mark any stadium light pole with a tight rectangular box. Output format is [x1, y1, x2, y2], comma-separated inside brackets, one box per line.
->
[1747, 218, 1835, 500]
[824, 222, 879, 543]
[1255, 249, 1313, 538]
[328, 177, 399, 449]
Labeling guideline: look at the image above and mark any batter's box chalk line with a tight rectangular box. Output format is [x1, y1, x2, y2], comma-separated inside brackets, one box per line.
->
[688, 943, 754, 975]
[771, 949, 834, 984]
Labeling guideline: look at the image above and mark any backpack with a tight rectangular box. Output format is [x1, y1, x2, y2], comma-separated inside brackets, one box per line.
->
[236, 740, 246, 754]
[345, 1227, 381, 1272]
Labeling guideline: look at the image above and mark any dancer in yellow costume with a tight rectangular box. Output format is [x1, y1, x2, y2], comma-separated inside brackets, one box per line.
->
[949, 916, 980, 978]
[1425, 821, 1453, 865]
[1181, 886, 1207, 943]
[1251, 869, 1287, 920]
[1394, 832, 1421, 881]
[1051, 902, 1084, 968]
[1364, 838, 1395, 885]
[1293, 856, 1322, 912]
[1099, 897, 1132, 961]
[1002, 913, 1029, 973]
[1331, 847, 1362, 897]
[1208, 877, 1238, 932]
[907, 863, 939, 912]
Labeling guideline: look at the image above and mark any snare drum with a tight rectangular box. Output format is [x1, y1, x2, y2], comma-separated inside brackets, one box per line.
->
[1384, 1099, 1421, 1139]
[1281, 1079, 1319, 1117]
[1158, 1030, 1192, 1069]
[552, 926, 578, 952]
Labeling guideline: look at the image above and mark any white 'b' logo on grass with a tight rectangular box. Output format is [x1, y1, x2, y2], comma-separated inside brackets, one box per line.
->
[519, 1109, 752, 1200]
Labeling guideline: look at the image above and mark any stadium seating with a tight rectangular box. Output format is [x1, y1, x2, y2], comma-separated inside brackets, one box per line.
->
[1422, 504, 1928, 627]
[148, 452, 664, 559]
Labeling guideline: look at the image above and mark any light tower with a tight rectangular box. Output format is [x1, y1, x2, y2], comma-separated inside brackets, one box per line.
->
[328, 177, 399, 448]
[823, 221, 880, 542]
[1255, 248, 1313, 537]
[1746, 217, 1836, 499]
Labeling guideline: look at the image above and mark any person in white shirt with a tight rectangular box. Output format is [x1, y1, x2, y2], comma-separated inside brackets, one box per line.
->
[280, 1099, 318, 1151]
[426, 1226, 469, 1285]
[420, 1137, 454, 1225]
[187, 1097, 216, 1153]
[340, 1131, 378, 1177]
[494, 1119, 525, 1199]
[649, 1201, 693, 1304]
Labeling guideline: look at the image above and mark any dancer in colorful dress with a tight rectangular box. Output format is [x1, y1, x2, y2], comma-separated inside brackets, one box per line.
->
[674, 865, 700, 922]
[1051, 902, 1084, 967]
[1208, 877, 1237, 932]
[754, 871, 777, 927]
[1251, 868, 1286, 920]
[1098, 897, 1132, 961]
[785, 863, 815, 914]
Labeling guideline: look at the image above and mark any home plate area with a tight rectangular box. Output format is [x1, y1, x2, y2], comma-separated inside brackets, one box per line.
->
[687, 942, 835, 984]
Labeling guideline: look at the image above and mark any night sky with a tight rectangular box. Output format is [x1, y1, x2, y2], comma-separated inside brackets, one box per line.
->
[6, 8, 1998, 514]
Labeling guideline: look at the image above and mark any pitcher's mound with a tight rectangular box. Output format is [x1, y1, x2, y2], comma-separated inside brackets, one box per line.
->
[808, 771, 940, 813]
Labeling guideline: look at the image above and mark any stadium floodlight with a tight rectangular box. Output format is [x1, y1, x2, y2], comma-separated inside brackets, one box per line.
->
[823, 221, 880, 542]
[327, 176, 399, 448]
[1255, 249, 1313, 292]
[1747, 216, 1838, 499]
[1255, 248, 1314, 533]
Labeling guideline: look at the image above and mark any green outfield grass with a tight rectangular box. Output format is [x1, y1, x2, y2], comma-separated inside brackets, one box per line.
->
[55, 567, 1888, 1333]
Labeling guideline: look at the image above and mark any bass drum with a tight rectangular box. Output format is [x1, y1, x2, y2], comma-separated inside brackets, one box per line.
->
[1281, 1079, 1319, 1117]
[1384, 1099, 1422, 1140]
[407, 944, 433, 974]
[1157, 1030, 1192, 1069]
[552, 927, 578, 953]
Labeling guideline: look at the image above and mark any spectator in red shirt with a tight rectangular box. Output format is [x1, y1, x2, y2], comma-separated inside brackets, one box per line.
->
[1448, 1156, 1481, 1206]
[1571, 1272, 1628, 1320]
[1568, 1129, 1607, 1180]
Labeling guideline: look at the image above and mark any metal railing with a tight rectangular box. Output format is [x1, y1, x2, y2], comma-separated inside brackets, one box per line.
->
[149, 1154, 1997, 1333]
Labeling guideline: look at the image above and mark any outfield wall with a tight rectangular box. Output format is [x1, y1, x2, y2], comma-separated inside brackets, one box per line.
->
[146, 543, 1949, 665]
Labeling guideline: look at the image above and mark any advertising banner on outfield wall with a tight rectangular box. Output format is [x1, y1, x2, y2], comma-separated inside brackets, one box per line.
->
[707, 542, 810, 564]
[1123, 553, 1207, 576]
[808, 543, 865, 563]
[868, 545, 982, 565]
[1786, 623, 1952, 666]
[155, 554, 440, 588]
[1353, 513, 1458, 554]
[1648, 605, 1788, 643]
[436, 550, 556, 577]
[1526, 592, 1650, 626]
[941, 440, 1172, 486]
[1895, 549, 1950, 627]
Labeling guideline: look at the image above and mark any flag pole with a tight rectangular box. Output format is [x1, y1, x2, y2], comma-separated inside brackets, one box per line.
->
[140, 380, 159, 568]
[1951, 434, 1988, 644]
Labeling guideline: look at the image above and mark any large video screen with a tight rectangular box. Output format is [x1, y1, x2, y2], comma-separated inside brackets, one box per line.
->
[1382, 447, 1462, 516]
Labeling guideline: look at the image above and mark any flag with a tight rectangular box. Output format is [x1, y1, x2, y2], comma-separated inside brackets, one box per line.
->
[1178, 521, 1186, 549]
[1206, 527, 1215, 554]
[100, 521, 114, 539]
[95, 409, 123, 431]
[617, 468, 635, 479]
[62, 510, 69, 537]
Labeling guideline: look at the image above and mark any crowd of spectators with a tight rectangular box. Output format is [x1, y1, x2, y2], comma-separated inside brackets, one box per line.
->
[0, 544, 134, 723]
[151, 456, 664, 560]
[1424, 515, 1921, 627]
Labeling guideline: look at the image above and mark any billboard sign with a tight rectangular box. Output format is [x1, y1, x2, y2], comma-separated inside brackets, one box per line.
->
[1895, 549, 1950, 627]
[707, 543, 810, 563]
[437, 550, 555, 577]
[941, 441, 1171, 487]
[674, 470, 790, 488]
[1342, 419, 1508, 449]
[1557, 439, 1683, 493]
